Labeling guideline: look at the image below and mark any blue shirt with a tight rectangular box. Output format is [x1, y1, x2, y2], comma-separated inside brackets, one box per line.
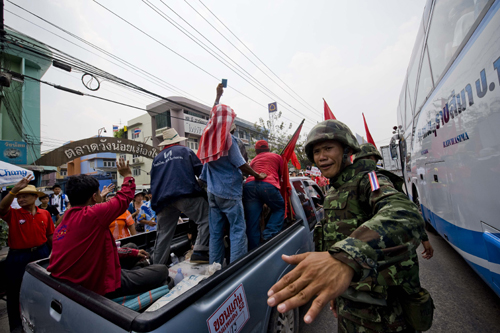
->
[150, 145, 204, 211]
[200, 136, 246, 199]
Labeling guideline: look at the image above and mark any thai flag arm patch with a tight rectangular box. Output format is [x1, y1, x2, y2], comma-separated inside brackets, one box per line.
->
[368, 171, 380, 192]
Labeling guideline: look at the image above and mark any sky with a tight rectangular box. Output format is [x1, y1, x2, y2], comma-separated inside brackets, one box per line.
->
[4, 0, 427, 152]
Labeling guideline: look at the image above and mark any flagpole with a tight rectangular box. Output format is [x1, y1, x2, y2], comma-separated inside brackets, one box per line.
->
[280, 119, 305, 155]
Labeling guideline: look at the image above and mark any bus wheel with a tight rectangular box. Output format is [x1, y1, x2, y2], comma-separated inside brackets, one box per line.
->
[267, 307, 299, 333]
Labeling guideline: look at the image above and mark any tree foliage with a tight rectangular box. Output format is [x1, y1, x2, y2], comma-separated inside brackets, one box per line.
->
[248, 111, 311, 169]
[113, 128, 126, 139]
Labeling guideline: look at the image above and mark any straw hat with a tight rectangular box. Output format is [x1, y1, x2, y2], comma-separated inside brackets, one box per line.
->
[15, 185, 46, 197]
[159, 128, 187, 147]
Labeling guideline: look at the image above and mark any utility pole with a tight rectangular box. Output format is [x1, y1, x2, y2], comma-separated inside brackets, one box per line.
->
[0, 0, 4, 41]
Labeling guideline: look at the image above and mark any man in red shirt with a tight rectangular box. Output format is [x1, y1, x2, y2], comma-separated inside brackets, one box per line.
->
[0, 175, 54, 332]
[48, 159, 167, 298]
[243, 140, 285, 250]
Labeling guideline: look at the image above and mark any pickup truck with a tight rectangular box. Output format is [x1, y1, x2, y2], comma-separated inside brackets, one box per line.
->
[19, 177, 325, 333]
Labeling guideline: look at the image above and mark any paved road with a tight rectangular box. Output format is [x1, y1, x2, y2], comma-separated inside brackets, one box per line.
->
[299, 230, 500, 332]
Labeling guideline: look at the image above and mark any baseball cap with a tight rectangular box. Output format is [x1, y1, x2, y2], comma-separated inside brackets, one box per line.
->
[255, 140, 269, 150]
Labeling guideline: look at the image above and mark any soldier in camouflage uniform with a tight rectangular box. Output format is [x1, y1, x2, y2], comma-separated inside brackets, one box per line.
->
[355, 143, 434, 260]
[267, 120, 431, 332]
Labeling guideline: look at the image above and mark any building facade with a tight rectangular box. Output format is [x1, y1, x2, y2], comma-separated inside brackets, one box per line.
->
[0, 30, 57, 186]
[116, 113, 153, 187]
[0, 29, 51, 165]
[116, 97, 266, 188]
[148, 96, 264, 152]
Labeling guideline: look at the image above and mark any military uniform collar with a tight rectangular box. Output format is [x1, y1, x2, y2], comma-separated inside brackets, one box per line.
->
[330, 159, 377, 188]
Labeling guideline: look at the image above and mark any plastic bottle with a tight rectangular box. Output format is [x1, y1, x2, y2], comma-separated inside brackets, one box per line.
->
[170, 253, 179, 266]
[174, 268, 184, 286]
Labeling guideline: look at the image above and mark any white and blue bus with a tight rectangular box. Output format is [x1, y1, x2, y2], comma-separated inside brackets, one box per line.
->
[396, 0, 500, 296]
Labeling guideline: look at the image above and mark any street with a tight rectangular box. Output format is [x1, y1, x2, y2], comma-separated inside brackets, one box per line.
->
[299, 230, 500, 332]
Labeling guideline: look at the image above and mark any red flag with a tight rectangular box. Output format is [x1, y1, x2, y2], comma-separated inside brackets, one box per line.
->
[291, 151, 301, 169]
[362, 113, 376, 148]
[280, 120, 305, 218]
[323, 98, 336, 120]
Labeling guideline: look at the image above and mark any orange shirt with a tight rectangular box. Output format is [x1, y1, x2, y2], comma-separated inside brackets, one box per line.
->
[1, 206, 54, 249]
[109, 211, 134, 240]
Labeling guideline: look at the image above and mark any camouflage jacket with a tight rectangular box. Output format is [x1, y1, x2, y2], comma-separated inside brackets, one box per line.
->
[315, 159, 427, 296]
[376, 168, 429, 242]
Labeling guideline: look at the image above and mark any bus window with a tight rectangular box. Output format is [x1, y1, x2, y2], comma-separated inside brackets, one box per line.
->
[426, 0, 488, 83]
[405, 85, 413, 130]
[397, 84, 406, 128]
[414, 47, 434, 112]
[406, 22, 425, 124]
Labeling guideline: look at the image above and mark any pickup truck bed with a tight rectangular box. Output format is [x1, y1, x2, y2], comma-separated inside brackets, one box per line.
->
[20, 177, 325, 333]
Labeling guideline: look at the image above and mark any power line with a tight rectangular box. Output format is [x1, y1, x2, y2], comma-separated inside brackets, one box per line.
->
[92, 0, 315, 127]
[2, 34, 307, 133]
[197, 0, 320, 115]
[4, 1, 206, 103]
[140, 0, 316, 126]
[5, 1, 314, 131]
[1, 34, 210, 116]
[3, 23, 312, 135]
[152, 0, 278, 98]
[184, 0, 321, 117]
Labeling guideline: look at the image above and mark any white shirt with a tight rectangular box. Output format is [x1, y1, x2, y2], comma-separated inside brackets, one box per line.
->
[50, 193, 69, 214]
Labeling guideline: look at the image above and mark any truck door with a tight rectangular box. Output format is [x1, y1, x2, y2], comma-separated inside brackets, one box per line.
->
[303, 180, 325, 222]
[292, 180, 318, 230]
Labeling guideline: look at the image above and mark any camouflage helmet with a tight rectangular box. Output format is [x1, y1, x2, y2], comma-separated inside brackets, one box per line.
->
[354, 143, 382, 162]
[304, 119, 361, 163]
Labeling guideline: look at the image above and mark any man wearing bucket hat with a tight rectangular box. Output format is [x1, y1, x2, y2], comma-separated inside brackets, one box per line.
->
[0, 175, 54, 332]
[150, 128, 210, 264]
[267, 120, 432, 332]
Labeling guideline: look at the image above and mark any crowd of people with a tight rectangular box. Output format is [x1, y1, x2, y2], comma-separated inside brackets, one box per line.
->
[1, 84, 434, 333]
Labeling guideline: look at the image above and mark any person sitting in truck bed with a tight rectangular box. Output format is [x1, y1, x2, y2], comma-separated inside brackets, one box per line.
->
[47, 158, 168, 298]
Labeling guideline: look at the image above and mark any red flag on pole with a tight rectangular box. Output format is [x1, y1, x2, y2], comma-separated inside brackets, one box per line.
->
[280, 119, 305, 218]
[291, 151, 301, 170]
[362, 113, 376, 148]
[323, 98, 336, 120]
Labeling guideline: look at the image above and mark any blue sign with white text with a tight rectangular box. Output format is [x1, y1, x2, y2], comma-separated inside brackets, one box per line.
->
[0, 140, 27, 164]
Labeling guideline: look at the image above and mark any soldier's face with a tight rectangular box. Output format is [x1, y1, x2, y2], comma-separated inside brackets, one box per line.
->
[313, 140, 344, 178]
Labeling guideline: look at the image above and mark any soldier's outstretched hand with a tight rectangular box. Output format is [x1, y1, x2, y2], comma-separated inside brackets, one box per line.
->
[267, 252, 354, 324]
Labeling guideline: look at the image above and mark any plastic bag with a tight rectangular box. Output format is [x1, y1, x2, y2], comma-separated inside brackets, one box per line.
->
[146, 275, 206, 312]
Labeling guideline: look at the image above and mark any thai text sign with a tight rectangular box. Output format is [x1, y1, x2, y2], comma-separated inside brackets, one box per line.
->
[0, 140, 27, 164]
[184, 114, 208, 135]
[207, 284, 250, 333]
[34, 137, 158, 166]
